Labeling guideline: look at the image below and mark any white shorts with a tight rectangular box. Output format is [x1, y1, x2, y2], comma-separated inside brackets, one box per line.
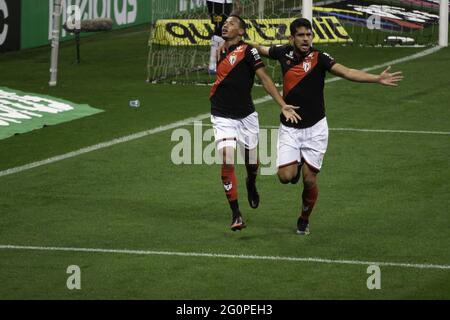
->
[276, 117, 329, 171]
[211, 112, 259, 150]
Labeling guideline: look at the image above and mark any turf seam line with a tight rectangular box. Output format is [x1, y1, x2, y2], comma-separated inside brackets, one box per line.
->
[0, 244, 449, 270]
[0, 46, 443, 178]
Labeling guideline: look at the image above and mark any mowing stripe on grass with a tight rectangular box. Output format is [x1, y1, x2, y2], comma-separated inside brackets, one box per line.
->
[0, 113, 209, 178]
[0, 46, 442, 178]
[330, 128, 450, 135]
[0, 244, 449, 270]
[194, 123, 450, 135]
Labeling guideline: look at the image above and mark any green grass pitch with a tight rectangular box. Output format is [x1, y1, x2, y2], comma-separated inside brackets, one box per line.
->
[0, 24, 449, 299]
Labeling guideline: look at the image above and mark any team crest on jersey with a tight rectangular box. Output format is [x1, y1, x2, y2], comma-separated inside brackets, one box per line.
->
[303, 61, 311, 72]
[228, 54, 237, 65]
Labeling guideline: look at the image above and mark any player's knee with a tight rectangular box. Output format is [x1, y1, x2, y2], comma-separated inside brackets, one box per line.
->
[220, 153, 234, 165]
[277, 171, 292, 184]
[244, 148, 258, 165]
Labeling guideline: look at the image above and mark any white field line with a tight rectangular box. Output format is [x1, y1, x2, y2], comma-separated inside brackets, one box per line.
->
[0, 244, 449, 270]
[0, 113, 209, 178]
[0, 46, 443, 178]
[194, 123, 450, 135]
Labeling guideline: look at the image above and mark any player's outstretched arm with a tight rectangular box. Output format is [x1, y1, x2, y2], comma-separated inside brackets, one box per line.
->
[252, 44, 271, 57]
[330, 64, 404, 86]
[255, 67, 302, 124]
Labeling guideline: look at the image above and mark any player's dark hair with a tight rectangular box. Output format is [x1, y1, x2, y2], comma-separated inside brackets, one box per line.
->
[290, 18, 312, 35]
[229, 14, 247, 30]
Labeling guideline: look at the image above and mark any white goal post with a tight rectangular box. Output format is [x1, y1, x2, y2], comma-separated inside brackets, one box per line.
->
[49, 0, 62, 87]
[302, 0, 312, 23]
[439, 0, 449, 47]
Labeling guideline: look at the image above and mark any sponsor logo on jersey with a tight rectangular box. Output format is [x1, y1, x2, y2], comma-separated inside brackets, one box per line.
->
[250, 47, 261, 61]
[234, 45, 245, 53]
[285, 51, 294, 59]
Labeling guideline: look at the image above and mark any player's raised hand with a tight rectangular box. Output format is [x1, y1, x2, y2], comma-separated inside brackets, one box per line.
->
[282, 105, 301, 124]
[379, 66, 404, 86]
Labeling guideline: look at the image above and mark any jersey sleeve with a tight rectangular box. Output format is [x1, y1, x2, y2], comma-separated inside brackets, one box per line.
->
[246, 45, 265, 71]
[268, 45, 284, 60]
[318, 51, 336, 71]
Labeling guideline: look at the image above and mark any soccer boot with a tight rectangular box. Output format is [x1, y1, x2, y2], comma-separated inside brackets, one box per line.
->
[296, 217, 310, 235]
[231, 215, 247, 231]
[246, 177, 260, 209]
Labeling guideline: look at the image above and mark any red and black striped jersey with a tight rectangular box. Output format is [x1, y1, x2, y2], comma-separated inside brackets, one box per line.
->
[269, 45, 336, 128]
[210, 41, 265, 119]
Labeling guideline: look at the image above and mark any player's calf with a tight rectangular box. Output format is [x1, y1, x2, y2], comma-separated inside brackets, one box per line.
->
[221, 163, 239, 208]
[298, 165, 318, 235]
[245, 162, 259, 209]
[221, 163, 245, 230]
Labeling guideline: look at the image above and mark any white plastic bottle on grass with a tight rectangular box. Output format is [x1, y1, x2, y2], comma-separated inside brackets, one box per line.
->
[129, 100, 140, 108]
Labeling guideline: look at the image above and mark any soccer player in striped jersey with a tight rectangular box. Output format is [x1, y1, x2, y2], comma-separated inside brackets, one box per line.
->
[210, 15, 301, 231]
[207, 0, 242, 75]
[253, 18, 403, 235]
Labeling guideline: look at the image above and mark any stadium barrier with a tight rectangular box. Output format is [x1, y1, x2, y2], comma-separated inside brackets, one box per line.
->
[147, 0, 449, 84]
[0, 0, 152, 52]
[0, 0, 21, 52]
[152, 17, 352, 46]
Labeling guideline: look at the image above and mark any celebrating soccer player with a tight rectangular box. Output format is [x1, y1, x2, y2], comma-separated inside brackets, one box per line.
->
[207, 0, 242, 75]
[210, 15, 300, 231]
[253, 18, 403, 235]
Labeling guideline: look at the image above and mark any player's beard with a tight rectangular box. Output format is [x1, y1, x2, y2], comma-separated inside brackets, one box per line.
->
[296, 43, 312, 55]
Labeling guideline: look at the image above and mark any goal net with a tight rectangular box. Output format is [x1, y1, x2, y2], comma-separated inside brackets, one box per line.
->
[147, 0, 449, 84]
